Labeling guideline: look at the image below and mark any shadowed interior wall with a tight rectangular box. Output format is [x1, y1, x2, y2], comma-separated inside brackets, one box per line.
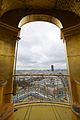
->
[62, 24, 80, 104]
[0, 22, 19, 105]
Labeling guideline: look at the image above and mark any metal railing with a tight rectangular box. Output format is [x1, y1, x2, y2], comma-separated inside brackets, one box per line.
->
[13, 74, 70, 104]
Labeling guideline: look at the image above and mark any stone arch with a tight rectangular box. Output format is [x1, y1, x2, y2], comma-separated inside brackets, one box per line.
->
[18, 14, 63, 29]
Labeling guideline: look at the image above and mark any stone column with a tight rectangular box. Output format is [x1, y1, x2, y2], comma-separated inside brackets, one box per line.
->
[0, 22, 19, 104]
[62, 24, 80, 116]
[0, 80, 7, 106]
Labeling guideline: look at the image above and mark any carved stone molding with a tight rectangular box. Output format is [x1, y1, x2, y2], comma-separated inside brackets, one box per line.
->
[62, 24, 80, 38]
[0, 21, 20, 34]
[0, 80, 7, 87]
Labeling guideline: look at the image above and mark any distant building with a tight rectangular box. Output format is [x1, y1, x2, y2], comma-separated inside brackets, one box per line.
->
[51, 65, 54, 71]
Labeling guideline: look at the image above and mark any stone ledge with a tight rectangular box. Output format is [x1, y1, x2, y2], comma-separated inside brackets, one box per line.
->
[72, 103, 80, 117]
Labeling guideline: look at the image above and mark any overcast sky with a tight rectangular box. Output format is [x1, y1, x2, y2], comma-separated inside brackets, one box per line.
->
[16, 21, 67, 70]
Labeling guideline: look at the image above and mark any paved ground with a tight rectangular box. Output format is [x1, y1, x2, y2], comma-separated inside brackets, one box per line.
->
[9, 103, 79, 120]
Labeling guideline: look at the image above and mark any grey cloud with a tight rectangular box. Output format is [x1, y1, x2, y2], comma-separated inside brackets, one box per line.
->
[17, 22, 66, 70]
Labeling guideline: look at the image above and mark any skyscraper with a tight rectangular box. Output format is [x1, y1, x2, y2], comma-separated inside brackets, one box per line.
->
[51, 65, 54, 71]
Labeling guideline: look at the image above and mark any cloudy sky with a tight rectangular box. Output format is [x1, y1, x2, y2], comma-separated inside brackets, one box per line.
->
[16, 21, 67, 70]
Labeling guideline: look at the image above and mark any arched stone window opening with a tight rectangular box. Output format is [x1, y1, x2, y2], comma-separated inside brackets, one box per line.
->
[13, 14, 70, 104]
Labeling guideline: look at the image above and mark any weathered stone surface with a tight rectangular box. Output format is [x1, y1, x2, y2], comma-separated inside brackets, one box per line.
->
[0, 0, 80, 17]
